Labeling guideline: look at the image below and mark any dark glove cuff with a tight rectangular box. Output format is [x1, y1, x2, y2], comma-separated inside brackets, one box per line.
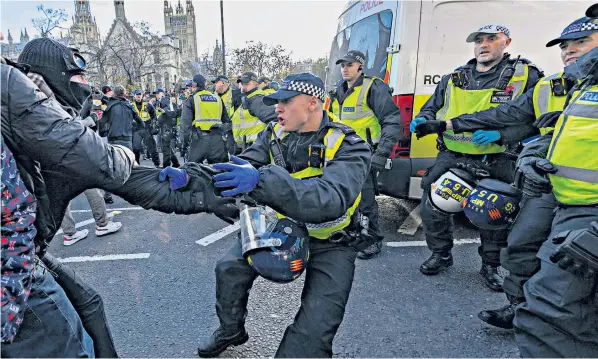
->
[371, 153, 388, 168]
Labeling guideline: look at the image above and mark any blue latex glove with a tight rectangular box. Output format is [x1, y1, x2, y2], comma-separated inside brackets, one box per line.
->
[410, 117, 426, 133]
[158, 167, 189, 190]
[472, 130, 501, 146]
[213, 155, 260, 197]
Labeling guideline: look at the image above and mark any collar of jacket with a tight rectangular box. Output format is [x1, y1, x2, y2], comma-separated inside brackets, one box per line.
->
[462, 53, 511, 74]
[243, 87, 259, 97]
[338, 73, 365, 92]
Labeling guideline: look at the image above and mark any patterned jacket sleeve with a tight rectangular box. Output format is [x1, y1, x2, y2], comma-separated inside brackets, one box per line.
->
[1, 137, 37, 344]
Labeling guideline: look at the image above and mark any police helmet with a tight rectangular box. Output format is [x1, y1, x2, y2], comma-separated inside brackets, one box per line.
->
[462, 178, 522, 230]
[429, 168, 476, 214]
[240, 205, 309, 283]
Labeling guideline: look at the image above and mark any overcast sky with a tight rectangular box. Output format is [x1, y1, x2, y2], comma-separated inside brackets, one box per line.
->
[1, 0, 347, 60]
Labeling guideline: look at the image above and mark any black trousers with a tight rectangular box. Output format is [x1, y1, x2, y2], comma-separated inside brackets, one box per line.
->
[420, 150, 515, 266]
[359, 172, 382, 240]
[160, 127, 180, 167]
[188, 130, 229, 164]
[515, 205, 598, 357]
[133, 128, 160, 166]
[214, 238, 357, 358]
[500, 193, 556, 300]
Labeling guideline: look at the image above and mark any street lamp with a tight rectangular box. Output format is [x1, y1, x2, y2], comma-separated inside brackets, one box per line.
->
[220, 0, 226, 75]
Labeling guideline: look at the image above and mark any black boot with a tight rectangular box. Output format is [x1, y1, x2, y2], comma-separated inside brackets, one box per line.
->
[357, 240, 382, 260]
[480, 264, 504, 292]
[197, 326, 249, 358]
[420, 252, 453, 275]
[478, 297, 524, 329]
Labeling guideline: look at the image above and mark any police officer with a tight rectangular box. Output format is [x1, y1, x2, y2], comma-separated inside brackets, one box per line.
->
[329, 50, 402, 260]
[231, 71, 277, 152]
[513, 7, 598, 356]
[212, 75, 240, 155]
[411, 23, 543, 290]
[258, 76, 275, 94]
[441, 16, 597, 329]
[131, 89, 160, 167]
[197, 73, 371, 358]
[155, 88, 181, 168]
[101, 85, 144, 150]
[180, 74, 230, 164]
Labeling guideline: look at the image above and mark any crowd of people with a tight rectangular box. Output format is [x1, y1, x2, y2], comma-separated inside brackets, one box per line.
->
[2, 3, 598, 358]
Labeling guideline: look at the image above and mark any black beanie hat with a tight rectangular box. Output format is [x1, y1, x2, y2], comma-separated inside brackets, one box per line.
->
[18, 38, 89, 111]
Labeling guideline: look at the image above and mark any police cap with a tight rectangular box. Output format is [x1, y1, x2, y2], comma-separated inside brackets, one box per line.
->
[546, 17, 598, 47]
[263, 73, 326, 106]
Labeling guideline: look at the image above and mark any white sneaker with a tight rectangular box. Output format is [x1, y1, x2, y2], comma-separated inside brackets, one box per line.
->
[64, 229, 89, 246]
[95, 221, 122, 237]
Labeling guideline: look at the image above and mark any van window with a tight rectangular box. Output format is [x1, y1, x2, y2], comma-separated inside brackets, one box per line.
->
[326, 10, 393, 90]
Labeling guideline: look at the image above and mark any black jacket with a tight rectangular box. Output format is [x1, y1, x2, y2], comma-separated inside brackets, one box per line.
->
[330, 74, 402, 157]
[0, 62, 236, 253]
[417, 54, 544, 144]
[155, 96, 179, 128]
[241, 88, 278, 124]
[240, 111, 370, 223]
[101, 97, 144, 139]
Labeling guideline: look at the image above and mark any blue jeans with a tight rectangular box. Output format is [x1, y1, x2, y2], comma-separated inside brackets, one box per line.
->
[42, 253, 118, 358]
[109, 140, 132, 150]
[1, 262, 95, 358]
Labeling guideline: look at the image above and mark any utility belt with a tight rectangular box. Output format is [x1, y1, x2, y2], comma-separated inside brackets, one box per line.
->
[327, 212, 376, 251]
[109, 136, 132, 142]
[192, 126, 222, 135]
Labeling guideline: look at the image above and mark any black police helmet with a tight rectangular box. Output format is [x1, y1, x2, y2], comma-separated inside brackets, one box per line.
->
[463, 179, 522, 230]
[243, 217, 310, 284]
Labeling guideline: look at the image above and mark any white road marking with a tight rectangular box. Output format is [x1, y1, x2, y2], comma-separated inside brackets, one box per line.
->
[70, 207, 143, 213]
[386, 238, 481, 247]
[57, 253, 151, 263]
[54, 211, 117, 236]
[397, 204, 422, 235]
[196, 222, 240, 246]
[196, 207, 274, 246]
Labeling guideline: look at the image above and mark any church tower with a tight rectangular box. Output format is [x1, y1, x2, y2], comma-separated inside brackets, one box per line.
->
[114, 0, 126, 20]
[163, 0, 198, 63]
[70, 0, 101, 45]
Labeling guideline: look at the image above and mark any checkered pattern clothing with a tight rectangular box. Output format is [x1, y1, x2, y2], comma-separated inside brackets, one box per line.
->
[282, 80, 327, 102]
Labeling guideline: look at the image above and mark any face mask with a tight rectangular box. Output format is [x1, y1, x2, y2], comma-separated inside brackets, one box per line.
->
[564, 45, 598, 80]
[70, 82, 92, 110]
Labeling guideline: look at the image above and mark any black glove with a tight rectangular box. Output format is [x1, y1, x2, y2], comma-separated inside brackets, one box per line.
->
[184, 163, 239, 224]
[533, 111, 562, 129]
[180, 148, 187, 159]
[415, 120, 447, 139]
[550, 222, 598, 278]
[515, 157, 557, 198]
[371, 152, 388, 172]
[454, 160, 491, 179]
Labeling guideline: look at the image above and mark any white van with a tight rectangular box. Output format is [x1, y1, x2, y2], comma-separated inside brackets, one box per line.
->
[325, 0, 594, 199]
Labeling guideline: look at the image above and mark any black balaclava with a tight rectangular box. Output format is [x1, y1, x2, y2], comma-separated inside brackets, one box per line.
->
[18, 38, 91, 112]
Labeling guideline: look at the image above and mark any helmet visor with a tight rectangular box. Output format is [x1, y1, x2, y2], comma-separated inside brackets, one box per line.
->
[240, 206, 283, 256]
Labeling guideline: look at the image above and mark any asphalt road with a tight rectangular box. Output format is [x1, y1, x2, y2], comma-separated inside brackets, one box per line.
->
[46, 159, 519, 358]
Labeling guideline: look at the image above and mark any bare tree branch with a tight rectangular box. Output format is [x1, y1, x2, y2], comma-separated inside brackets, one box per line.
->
[31, 5, 68, 38]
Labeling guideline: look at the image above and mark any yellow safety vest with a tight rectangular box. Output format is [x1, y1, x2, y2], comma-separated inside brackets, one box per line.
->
[269, 123, 361, 239]
[192, 90, 223, 130]
[547, 83, 598, 205]
[132, 101, 151, 122]
[263, 88, 276, 95]
[331, 76, 381, 145]
[532, 71, 581, 135]
[232, 89, 268, 145]
[437, 62, 529, 154]
[221, 88, 234, 117]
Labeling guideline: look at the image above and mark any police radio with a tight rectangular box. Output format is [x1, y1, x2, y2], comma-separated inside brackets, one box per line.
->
[495, 55, 521, 91]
